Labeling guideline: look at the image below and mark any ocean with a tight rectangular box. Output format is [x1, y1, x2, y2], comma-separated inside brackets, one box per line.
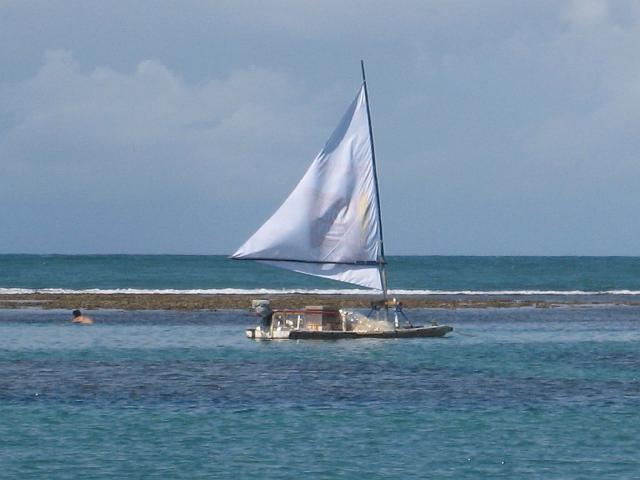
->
[1, 255, 639, 478]
[2, 254, 640, 296]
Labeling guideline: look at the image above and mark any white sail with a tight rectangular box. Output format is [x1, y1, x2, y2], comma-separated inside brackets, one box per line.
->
[231, 85, 383, 290]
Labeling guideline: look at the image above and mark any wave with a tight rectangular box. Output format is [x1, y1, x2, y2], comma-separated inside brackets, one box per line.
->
[2, 288, 640, 296]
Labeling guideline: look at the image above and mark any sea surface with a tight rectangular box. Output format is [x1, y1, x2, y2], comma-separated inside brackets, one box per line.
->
[1, 307, 639, 479]
[2, 254, 640, 297]
[1, 256, 639, 478]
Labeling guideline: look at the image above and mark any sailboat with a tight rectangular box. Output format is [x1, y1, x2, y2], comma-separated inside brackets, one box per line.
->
[231, 62, 452, 340]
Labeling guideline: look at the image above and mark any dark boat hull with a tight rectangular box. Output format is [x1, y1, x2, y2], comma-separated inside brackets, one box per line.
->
[288, 325, 453, 340]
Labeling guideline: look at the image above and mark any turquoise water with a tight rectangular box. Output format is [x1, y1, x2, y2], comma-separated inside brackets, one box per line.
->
[2, 254, 640, 294]
[1, 308, 639, 478]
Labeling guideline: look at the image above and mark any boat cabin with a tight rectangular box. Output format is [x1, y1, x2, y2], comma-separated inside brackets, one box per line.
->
[271, 306, 342, 332]
[246, 303, 351, 339]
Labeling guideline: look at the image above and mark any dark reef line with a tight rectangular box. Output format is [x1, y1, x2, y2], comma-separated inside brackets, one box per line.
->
[1, 293, 636, 311]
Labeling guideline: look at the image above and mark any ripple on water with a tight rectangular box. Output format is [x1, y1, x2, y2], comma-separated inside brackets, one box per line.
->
[0, 307, 639, 478]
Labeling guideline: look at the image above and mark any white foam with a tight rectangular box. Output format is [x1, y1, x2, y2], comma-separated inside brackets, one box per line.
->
[0, 288, 37, 294]
[1, 288, 640, 296]
[391, 289, 640, 296]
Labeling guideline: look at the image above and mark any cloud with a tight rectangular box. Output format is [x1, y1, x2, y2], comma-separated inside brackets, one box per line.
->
[564, 0, 610, 27]
[0, 50, 332, 252]
[2, 2, 640, 254]
[517, 2, 640, 195]
[1, 50, 324, 197]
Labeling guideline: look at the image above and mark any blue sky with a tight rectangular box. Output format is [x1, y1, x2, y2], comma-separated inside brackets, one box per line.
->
[1, 0, 639, 255]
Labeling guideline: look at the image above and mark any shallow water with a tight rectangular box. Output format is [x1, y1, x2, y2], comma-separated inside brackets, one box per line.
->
[1, 307, 639, 479]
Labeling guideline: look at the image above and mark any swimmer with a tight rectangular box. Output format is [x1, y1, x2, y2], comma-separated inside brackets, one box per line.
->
[71, 309, 93, 325]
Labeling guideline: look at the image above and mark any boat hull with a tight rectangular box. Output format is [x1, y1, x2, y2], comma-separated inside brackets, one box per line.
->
[246, 325, 452, 340]
[289, 325, 452, 339]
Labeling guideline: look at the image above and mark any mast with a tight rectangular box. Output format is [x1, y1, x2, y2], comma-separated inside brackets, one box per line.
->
[360, 60, 388, 301]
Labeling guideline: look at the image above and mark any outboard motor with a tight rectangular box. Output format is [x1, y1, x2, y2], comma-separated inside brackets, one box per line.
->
[251, 299, 273, 328]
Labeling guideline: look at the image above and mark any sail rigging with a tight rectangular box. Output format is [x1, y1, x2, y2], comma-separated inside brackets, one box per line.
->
[232, 71, 386, 291]
[360, 60, 387, 297]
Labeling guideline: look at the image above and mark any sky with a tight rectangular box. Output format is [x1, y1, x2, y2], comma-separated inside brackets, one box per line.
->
[1, 0, 639, 255]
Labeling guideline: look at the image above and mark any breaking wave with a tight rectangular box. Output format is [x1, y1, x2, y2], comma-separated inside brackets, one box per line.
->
[2, 288, 640, 296]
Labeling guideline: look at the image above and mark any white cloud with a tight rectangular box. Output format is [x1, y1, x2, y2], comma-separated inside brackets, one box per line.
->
[1, 50, 325, 200]
[518, 2, 640, 193]
[0, 50, 337, 252]
[2, 2, 640, 253]
[564, 0, 610, 28]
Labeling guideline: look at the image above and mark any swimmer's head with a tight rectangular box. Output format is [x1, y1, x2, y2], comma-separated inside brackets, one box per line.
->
[72, 310, 81, 318]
